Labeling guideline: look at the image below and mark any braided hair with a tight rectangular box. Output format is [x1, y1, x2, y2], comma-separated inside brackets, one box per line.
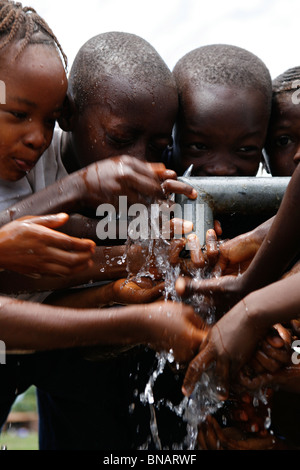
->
[0, 0, 67, 67]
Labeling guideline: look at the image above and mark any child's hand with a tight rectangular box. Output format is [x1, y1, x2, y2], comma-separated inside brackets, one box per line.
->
[0, 213, 95, 278]
[110, 277, 164, 304]
[181, 298, 268, 399]
[77, 156, 165, 207]
[152, 166, 198, 200]
[144, 300, 208, 363]
[182, 226, 222, 270]
[238, 364, 300, 394]
[175, 273, 245, 316]
[211, 229, 263, 276]
[126, 218, 192, 279]
[197, 415, 282, 450]
[248, 323, 292, 375]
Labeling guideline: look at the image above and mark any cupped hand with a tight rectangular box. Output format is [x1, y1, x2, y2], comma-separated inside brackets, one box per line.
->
[182, 298, 269, 399]
[111, 277, 164, 304]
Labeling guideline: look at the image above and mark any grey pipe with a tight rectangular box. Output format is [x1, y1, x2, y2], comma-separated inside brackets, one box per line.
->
[175, 177, 290, 245]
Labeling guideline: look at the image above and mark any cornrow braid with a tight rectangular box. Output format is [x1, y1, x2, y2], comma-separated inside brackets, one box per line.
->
[272, 66, 300, 95]
[0, 1, 67, 68]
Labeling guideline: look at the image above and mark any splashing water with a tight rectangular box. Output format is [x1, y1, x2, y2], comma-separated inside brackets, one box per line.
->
[124, 201, 225, 449]
[125, 201, 272, 449]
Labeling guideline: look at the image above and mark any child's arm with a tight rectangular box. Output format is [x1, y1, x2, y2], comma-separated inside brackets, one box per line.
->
[182, 270, 300, 398]
[0, 298, 205, 364]
[0, 244, 128, 295]
[0, 157, 165, 226]
[0, 157, 197, 227]
[176, 164, 300, 310]
[45, 277, 164, 308]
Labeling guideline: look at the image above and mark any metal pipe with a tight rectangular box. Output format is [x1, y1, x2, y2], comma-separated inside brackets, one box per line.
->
[175, 177, 290, 245]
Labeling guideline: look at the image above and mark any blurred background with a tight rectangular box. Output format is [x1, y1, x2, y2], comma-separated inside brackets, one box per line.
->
[28, 0, 300, 79]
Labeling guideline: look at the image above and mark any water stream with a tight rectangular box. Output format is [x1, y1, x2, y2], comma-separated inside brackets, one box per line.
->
[124, 202, 272, 450]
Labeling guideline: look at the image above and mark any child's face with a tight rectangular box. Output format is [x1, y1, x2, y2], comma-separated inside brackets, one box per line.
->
[70, 77, 177, 167]
[265, 92, 300, 176]
[174, 84, 269, 176]
[0, 43, 67, 181]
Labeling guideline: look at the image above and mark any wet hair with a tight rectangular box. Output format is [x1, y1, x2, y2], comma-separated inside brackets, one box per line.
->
[173, 44, 272, 110]
[69, 31, 176, 109]
[0, 0, 67, 67]
[272, 66, 300, 95]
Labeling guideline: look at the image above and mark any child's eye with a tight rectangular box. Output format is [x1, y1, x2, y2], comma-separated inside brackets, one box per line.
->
[106, 134, 133, 146]
[149, 139, 172, 153]
[276, 135, 293, 147]
[238, 145, 259, 153]
[10, 111, 27, 120]
[189, 143, 208, 151]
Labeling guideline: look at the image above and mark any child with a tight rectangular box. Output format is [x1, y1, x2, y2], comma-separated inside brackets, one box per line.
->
[33, 31, 200, 451]
[175, 159, 300, 419]
[212, 67, 300, 278]
[265, 66, 300, 177]
[0, 1, 99, 278]
[171, 44, 274, 239]
[171, 45, 293, 448]
[0, 4, 203, 451]
[172, 44, 272, 178]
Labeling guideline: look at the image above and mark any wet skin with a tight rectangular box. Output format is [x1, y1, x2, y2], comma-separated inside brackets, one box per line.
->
[174, 84, 269, 176]
[0, 43, 67, 181]
[265, 91, 300, 176]
[61, 76, 178, 170]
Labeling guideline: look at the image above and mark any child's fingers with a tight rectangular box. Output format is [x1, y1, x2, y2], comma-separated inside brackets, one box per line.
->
[167, 218, 193, 237]
[30, 225, 96, 252]
[260, 339, 290, 363]
[161, 179, 197, 199]
[153, 167, 177, 180]
[44, 246, 94, 267]
[205, 229, 219, 265]
[253, 350, 281, 373]
[272, 323, 292, 345]
[175, 275, 219, 297]
[169, 238, 186, 265]
[182, 347, 219, 397]
[30, 259, 93, 278]
[186, 233, 205, 268]
[214, 220, 222, 237]
[25, 213, 70, 228]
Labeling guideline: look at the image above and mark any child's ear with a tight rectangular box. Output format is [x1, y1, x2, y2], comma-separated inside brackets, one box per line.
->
[57, 93, 77, 131]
